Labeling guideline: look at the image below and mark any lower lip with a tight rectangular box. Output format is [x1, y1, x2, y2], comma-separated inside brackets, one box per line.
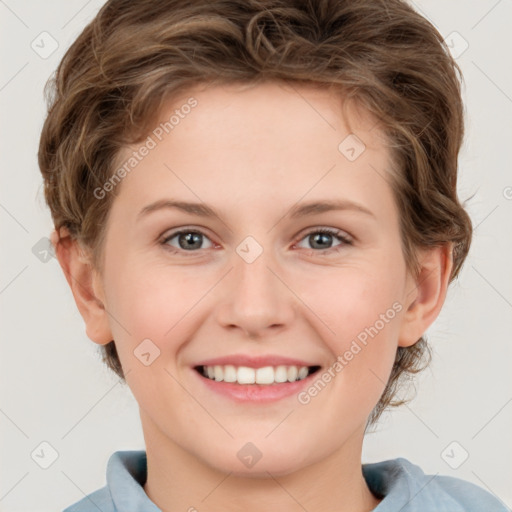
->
[195, 370, 317, 403]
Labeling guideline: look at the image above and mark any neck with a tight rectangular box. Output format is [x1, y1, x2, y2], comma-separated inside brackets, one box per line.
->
[141, 413, 380, 512]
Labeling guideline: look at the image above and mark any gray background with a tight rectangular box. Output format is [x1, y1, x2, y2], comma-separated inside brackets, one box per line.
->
[1, 0, 511, 510]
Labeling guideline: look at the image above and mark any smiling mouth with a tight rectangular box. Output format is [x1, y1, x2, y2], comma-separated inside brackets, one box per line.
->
[195, 365, 321, 385]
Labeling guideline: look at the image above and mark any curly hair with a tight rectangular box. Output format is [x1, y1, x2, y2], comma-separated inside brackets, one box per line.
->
[38, 0, 472, 424]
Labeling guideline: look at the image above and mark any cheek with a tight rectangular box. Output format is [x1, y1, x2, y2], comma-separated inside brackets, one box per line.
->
[103, 264, 203, 408]
[303, 264, 405, 401]
[307, 264, 405, 344]
[104, 261, 219, 365]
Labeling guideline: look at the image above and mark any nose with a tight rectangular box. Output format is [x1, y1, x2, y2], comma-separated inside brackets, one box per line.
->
[215, 242, 296, 339]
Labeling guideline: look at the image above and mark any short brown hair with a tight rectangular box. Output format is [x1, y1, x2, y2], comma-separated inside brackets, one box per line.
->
[38, 0, 472, 424]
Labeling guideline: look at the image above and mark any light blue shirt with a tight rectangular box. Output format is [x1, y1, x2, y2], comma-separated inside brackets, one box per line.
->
[63, 450, 507, 511]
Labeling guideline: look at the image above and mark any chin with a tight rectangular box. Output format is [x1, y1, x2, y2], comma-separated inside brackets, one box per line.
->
[199, 439, 318, 478]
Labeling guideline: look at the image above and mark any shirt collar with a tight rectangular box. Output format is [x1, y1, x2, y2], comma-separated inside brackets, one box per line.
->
[107, 451, 161, 511]
[363, 458, 465, 511]
[107, 452, 466, 512]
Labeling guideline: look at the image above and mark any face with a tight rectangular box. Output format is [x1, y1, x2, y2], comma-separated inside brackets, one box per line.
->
[90, 82, 418, 476]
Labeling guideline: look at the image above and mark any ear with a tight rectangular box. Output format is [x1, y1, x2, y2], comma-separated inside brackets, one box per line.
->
[398, 244, 453, 348]
[51, 227, 113, 345]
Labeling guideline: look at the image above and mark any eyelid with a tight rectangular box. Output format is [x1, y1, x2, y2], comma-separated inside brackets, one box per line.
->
[160, 226, 217, 247]
[160, 225, 353, 254]
[296, 226, 353, 244]
[293, 227, 353, 253]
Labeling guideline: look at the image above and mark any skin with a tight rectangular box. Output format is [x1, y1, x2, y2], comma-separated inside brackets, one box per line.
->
[54, 81, 452, 512]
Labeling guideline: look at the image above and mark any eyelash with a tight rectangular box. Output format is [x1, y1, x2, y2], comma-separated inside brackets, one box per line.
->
[160, 227, 353, 256]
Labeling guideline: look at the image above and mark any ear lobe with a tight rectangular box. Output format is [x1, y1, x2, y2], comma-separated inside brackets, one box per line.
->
[52, 228, 113, 345]
[398, 244, 453, 348]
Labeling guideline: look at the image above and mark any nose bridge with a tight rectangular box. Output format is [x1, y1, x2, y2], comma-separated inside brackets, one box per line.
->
[237, 244, 276, 297]
[234, 237, 282, 310]
[216, 235, 294, 335]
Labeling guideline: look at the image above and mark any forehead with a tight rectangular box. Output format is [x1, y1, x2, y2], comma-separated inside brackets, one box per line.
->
[166, 80, 383, 154]
[111, 81, 396, 224]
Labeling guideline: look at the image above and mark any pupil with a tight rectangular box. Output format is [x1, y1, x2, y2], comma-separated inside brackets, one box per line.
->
[180, 232, 202, 250]
[311, 233, 332, 249]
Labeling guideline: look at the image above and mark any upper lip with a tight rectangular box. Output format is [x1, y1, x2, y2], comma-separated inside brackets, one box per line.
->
[194, 355, 320, 368]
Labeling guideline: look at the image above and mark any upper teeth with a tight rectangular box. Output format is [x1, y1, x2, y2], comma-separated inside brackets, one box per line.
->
[201, 365, 310, 385]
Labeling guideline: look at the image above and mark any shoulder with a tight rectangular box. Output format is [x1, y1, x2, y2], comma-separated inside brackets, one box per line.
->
[428, 469, 507, 512]
[363, 457, 507, 511]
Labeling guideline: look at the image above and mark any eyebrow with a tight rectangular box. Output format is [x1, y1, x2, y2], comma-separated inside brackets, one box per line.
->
[137, 198, 375, 221]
